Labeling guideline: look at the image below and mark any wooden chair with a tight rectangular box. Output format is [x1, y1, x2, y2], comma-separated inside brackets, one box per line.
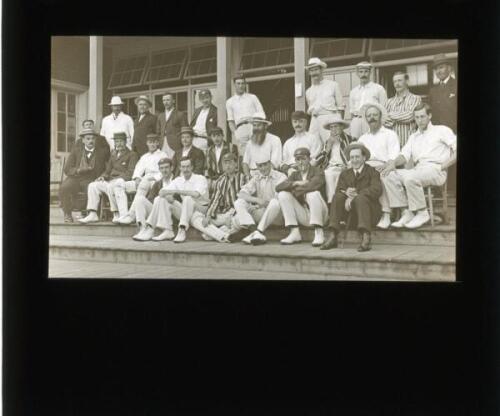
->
[425, 177, 449, 227]
[50, 156, 65, 205]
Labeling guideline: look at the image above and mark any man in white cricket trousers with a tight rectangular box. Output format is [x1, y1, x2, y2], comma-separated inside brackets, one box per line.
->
[100, 96, 135, 150]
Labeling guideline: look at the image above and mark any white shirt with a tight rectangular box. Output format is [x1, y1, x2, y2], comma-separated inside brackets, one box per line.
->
[164, 108, 173, 122]
[401, 122, 457, 166]
[240, 169, 287, 202]
[243, 133, 283, 170]
[181, 146, 192, 157]
[138, 113, 146, 123]
[226, 93, 264, 125]
[353, 165, 365, 176]
[282, 132, 323, 165]
[328, 141, 345, 166]
[193, 107, 210, 137]
[358, 126, 400, 164]
[161, 175, 173, 189]
[100, 112, 135, 150]
[306, 79, 344, 116]
[132, 149, 168, 181]
[349, 82, 388, 115]
[166, 173, 209, 202]
[214, 145, 223, 164]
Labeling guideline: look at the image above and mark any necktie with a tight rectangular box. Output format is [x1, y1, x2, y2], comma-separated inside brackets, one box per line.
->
[354, 170, 359, 180]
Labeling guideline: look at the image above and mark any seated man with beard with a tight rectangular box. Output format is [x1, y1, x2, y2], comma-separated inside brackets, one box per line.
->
[229, 154, 287, 245]
[242, 112, 282, 179]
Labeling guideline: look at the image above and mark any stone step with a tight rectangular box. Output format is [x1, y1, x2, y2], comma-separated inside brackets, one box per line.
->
[49, 221, 456, 247]
[49, 235, 455, 282]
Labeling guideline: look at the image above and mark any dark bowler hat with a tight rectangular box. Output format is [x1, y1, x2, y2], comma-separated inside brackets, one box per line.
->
[146, 133, 160, 141]
[209, 127, 224, 136]
[112, 131, 127, 141]
[291, 110, 308, 120]
[222, 152, 238, 162]
[79, 128, 99, 137]
[432, 53, 453, 68]
[346, 142, 371, 160]
[180, 126, 194, 136]
[294, 147, 311, 158]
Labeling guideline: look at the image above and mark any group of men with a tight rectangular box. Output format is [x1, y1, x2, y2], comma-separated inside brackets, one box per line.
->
[59, 52, 457, 252]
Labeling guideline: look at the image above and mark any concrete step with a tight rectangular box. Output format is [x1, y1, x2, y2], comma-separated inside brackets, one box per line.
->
[49, 221, 456, 247]
[49, 235, 456, 282]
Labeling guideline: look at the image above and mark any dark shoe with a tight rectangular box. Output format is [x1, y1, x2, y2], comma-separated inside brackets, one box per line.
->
[227, 228, 251, 243]
[64, 214, 74, 223]
[357, 232, 371, 252]
[320, 232, 338, 250]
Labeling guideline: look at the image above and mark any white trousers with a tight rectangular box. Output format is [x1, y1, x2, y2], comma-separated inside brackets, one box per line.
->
[126, 177, 156, 218]
[277, 191, 328, 228]
[234, 123, 253, 156]
[86, 178, 131, 217]
[382, 164, 447, 211]
[190, 210, 234, 242]
[128, 195, 153, 226]
[324, 166, 344, 203]
[144, 196, 174, 230]
[366, 161, 391, 213]
[169, 196, 208, 230]
[232, 198, 283, 232]
[309, 113, 339, 144]
[349, 116, 369, 140]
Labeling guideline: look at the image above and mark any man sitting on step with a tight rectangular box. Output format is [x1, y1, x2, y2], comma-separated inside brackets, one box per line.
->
[275, 147, 329, 246]
[378, 103, 457, 229]
[126, 158, 175, 241]
[321, 143, 383, 252]
[79, 132, 139, 224]
[117, 133, 168, 224]
[229, 154, 287, 245]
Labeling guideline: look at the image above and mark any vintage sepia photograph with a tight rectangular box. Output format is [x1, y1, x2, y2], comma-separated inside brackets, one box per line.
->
[49, 36, 457, 281]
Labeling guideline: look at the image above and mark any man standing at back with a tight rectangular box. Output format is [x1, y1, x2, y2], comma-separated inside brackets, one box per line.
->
[190, 89, 218, 154]
[100, 96, 135, 150]
[132, 95, 157, 157]
[156, 92, 188, 159]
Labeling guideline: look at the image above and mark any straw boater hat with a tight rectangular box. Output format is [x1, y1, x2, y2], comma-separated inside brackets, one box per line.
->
[112, 131, 127, 141]
[345, 142, 371, 161]
[432, 53, 453, 68]
[108, 96, 124, 106]
[134, 95, 152, 106]
[255, 153, 271, 164]
[305, 57, 327, 70]
[146, 133, 160, 141]
[322, 113, 350, 129]
[361, 101, 388, 124]
[356, 61, 373, 69]
[79, 128, 98, 137]
[250, 111, 272, 126]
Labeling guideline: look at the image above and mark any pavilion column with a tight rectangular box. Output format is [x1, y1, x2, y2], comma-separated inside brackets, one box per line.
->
[293, 37, 310, 111]
[216, 37, 232, 137]
[88, 36, 103, 130]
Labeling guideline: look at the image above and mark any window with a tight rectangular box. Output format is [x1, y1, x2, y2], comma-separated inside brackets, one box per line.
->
[121, 97, 141, 119]
[185, 43, 217, 79]
[192, 87, 217, 111]
[153, 91, 188, 116]
[56, 92, 77, 153]
[145, 49, 187, 84]
[369, 38, 458, 56]
[240, 38, 294, 73]
[108, 55, 148, 88]
[310, 38, 366, 62]
[407, 64, 428, 87]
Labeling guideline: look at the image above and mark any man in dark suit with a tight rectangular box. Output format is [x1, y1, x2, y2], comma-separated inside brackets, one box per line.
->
[206, 126, 239, 189]
[132, 95, 157, 157]
[71, 119, 110, 161]
[320, 143, 383, 252]
[156, 92, 188, 158]
[59, 128, 108, 222]
[190, 89, 218, 153]
[173, 127, 206, 176]
[275, 147, 329, 246]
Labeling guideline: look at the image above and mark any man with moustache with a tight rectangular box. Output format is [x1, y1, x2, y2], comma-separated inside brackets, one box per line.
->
[131, 95, 158, 157]
[349, 62, 387, 139]
[190, 89, 218, 153]
[100, 96, 135, 150]
[305, 57, 344, 144]
[242, 112, 282, 179]
[357, 102, 400, 229]
[172, 127, 206, 176]
[156, 92, 189, 159]
[72, 119, 110, 160]
[281, 110, 323, 175]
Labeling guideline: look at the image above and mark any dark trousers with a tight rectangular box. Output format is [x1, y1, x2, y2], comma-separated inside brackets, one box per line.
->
[59, 177, 93, 215]
[328, 193, 380, 233]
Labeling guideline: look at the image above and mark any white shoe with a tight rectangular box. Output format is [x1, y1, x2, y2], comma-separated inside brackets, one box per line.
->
[78, 211, 99, 224]
[118, 215, 135, 225]
[173, 228, 187, 243]
[281, 227, 302, 245]
[377, 213, 391, 229]
[311, 228, 324, 247]
[152, 229, 175, 241]
[242, 231, 256, 245]
[132, 226, 146, 239]
[404, 210, 430, 229]
[112, 212, 121, 224]
[134, 226, 154, 241]
[391, 210, 414, 228]
[250, 230, 267, 245]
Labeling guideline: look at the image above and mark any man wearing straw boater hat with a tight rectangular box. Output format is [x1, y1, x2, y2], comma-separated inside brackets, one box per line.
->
[132, 95, 157, 157]
[305, 57, 345, 144]
[320, 142, 382, 252]
[100, 96, 135, 150]
[241, 111, 282, 179]
[348, 62, 387, 139]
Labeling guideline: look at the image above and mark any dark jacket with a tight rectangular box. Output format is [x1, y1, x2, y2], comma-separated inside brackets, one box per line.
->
[64, 145, 108, 181]
[173, 146, 206, 176]
[206, 142, 239, 180]
[190, 104, 218, 137]
[156, 108, 189, 151]
[72, 135, 110, 161]
[276, 165, 326, 204]
[132, 112, 158, 156]
[146, 175, 174, 203]
[315, 132, 353, 170]
[429, 76, 457, 133]
[102, 148, 139, 181]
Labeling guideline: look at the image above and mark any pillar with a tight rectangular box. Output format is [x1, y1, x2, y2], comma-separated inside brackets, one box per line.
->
[88, 36, 103, 130]
[216, 37, 231, 137]
[294, 37, 309, 111]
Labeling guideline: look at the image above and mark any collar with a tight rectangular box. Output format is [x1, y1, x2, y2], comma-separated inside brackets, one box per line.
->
[148, 149, 160, 155]
[359, 81, 372, 89]
[354, 164, 365, 175]
[84, 146, 95, 153]
[396, 89, 410, 98]
[441, 75, 451, 85]
[182, 146, 192, 154]
[162, 174, 173, 183]
[165, 108, 174, 113]
[417, 122, 433, 134]
[112, 111, 123, 119]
